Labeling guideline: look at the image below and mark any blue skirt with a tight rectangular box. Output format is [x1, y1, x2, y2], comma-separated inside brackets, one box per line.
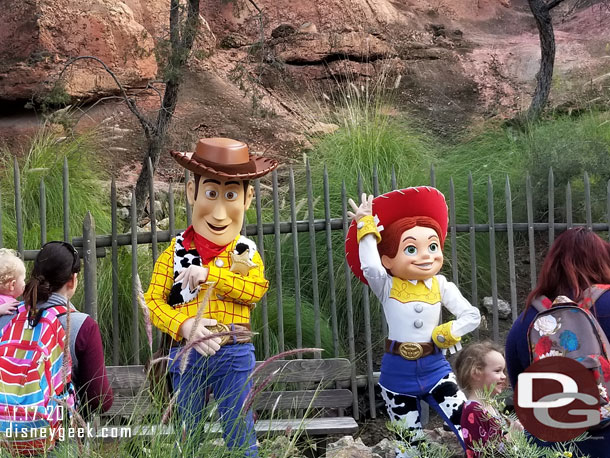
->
[379, 350, 452, 395]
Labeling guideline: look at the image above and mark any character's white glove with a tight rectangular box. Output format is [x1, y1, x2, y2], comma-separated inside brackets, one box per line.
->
[347, 193, 373, 222]
[175, 265, 209, 292]
[441, 342, 463, 356]
[179, 317, 222, 357]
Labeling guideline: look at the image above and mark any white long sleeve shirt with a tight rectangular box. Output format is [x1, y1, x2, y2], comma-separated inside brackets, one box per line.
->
[359, 233, 481, 343]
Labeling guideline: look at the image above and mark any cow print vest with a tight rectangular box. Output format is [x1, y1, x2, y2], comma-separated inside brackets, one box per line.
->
[168, 231, 204, 306]
[167, 231, 258, 307]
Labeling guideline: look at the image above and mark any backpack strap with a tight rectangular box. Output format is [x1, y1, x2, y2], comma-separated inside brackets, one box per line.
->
[531, 296, 553, 313]
[580, 284, 610, 310]
[40, 304, 69, 319]
[57, 312, 87, 371]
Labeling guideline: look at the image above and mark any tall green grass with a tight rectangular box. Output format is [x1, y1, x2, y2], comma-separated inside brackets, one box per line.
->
[0, 128, 154, 365]
[0, 129, 111, 246]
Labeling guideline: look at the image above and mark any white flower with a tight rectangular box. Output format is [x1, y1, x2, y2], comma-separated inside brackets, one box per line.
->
[538, 350, 563, 359]
[534, 316, 561, 336]
[601, 403, 610, 420]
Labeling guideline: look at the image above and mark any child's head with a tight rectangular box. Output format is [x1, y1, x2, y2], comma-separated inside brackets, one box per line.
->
[455, 341, 507, 397]
[0, 248, 26, 299]
[23, 241, 80, 309]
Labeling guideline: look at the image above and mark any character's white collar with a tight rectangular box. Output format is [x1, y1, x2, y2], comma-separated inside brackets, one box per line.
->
[407, 278, 433, 290]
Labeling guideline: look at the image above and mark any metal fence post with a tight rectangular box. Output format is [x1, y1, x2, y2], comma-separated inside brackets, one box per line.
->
[131, 189, 140, 365]
[111, 178, 120, 365]
[63, 157, 70, 241]
[83, 212, 97, 320]
[13, 158, 23, 258]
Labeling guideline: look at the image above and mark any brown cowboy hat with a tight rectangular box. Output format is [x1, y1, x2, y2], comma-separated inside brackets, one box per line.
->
[170, 137, 278, 179]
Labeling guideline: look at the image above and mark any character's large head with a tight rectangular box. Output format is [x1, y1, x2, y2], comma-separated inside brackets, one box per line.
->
[171, 138, 278, 246]
[346, 187, 448, 283]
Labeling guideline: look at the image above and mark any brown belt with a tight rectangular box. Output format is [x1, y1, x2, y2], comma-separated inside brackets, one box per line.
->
[385, 339, 436, 360]
[212, 323, 252, 346]
[172, 323, 252, 347]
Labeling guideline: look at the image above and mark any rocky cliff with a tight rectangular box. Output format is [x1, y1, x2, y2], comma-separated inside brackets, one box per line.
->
[1, 0, 609, 164]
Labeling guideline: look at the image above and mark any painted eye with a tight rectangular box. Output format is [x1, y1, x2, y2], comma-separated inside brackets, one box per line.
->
[429, 242, 439, 253]
[404, 246, 418, 256]
[205, 190, 218, 199]
[225, 191, 238, 201]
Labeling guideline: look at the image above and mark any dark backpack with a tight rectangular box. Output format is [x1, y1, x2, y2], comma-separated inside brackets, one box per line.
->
[528, 285, 610, 426]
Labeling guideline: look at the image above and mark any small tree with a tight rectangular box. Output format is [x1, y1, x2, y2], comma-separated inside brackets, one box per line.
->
[132, 0, 201, 218]
[54, 0, 201, 217]
[526, 0, 609, 121]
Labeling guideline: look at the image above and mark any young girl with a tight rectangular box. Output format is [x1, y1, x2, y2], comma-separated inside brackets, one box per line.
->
[0, 248, 24, 315]
[456, 341, 521, 457]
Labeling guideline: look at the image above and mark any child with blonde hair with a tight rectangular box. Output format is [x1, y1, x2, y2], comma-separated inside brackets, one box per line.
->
[455, 341, 522, 457]
[0, 248, 24, 315]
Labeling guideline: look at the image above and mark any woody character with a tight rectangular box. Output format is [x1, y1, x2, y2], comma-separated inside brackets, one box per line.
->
[346, 188, 481, 457]
[145, 138, 277, 456]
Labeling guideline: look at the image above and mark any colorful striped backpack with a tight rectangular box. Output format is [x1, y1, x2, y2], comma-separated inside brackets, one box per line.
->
[529, 285, 610, 428]
[0, 303, 75, 456]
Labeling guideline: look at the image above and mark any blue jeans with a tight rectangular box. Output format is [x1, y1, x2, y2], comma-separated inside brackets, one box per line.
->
[169, 343, 257, 457]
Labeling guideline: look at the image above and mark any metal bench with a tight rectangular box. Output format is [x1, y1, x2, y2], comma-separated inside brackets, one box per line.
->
[97, 358, 359, 448]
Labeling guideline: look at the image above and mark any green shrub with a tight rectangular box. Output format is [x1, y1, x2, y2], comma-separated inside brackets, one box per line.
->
[0, 128, 110, 247]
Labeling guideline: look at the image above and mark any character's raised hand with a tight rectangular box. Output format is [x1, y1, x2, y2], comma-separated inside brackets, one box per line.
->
[347, 193, 374, 222]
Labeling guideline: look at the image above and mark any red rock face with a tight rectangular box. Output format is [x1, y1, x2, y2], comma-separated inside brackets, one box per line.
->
[0, 0, 158, 100]
[0, 0, 608, 141]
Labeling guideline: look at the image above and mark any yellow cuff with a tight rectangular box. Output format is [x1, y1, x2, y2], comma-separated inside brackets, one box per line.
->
[356, 215, 381, 243]
[432, 321, 461, 348]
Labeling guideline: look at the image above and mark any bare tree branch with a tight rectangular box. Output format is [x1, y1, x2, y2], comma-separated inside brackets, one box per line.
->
[51, 2, 205, 219]
[145, 82, 164, 105]
[546, 0, 565, 10]
[73, 96, 131, 127]
[56, 56, 155, 140]
[248, 0, 266, 80]
[169, 0, 181, 52]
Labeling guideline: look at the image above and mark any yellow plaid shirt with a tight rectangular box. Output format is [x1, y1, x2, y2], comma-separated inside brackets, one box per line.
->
[144, 236, 269, 341]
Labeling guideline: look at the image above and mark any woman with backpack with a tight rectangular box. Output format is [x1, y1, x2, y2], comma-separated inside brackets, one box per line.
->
[505, 227, 610, 457]
[22, 241, 114, 419]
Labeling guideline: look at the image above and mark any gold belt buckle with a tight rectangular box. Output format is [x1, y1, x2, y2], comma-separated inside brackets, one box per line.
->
[207, 323, 231, 346]
[399, 342, 424, 360]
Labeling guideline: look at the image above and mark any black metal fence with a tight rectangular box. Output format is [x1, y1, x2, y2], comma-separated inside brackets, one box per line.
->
[4, 156, 609, 420]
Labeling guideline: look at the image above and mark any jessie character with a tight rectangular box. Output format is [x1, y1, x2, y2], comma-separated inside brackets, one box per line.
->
[346, 187, 480, 455]
[145, 138, 277, 457]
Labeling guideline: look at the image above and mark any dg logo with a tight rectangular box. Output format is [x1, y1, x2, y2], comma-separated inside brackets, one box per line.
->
[515, 356, 600, 442]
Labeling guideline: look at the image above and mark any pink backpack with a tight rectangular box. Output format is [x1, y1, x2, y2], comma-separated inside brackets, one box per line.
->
[529, 285, 610, 425]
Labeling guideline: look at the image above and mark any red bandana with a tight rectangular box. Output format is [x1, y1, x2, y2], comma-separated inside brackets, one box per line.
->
[182, 226, 228, 265]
